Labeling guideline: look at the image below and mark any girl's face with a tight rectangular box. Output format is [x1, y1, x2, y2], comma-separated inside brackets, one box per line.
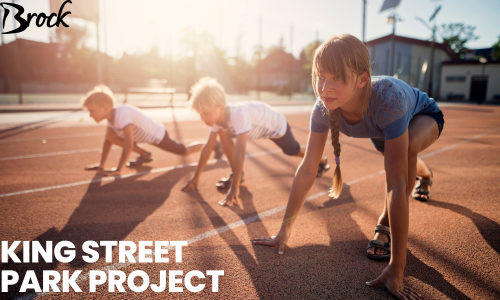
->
[316, 70, 361, 111]
[199, 105, 224, 127]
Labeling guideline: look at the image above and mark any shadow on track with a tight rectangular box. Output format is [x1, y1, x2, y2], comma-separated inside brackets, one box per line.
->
[294, 185, 473, 299]
[186, 186, 276, 299]
[0, 111, 81, 140]
[3, 163, 225, 299]
[426, 199, 500, 256]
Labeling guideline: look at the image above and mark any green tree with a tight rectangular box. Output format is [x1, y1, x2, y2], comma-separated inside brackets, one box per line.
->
[493, 36, 500, 59]
[299, 40, 323, 92]
[440, 23, 479, 59]
[53, 23, 89, 51]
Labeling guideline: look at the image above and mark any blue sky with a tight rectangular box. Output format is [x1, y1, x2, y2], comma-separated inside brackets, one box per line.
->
[1, 0, 499, 59]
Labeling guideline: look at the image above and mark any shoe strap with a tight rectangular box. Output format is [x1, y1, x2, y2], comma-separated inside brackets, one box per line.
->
[374, 225, 391, 243]
[419, 179, 433, 186]
[367, 240, 391, 253]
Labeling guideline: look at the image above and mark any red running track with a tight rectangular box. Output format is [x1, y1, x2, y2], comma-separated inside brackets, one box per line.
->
[1, 104, 500, 299]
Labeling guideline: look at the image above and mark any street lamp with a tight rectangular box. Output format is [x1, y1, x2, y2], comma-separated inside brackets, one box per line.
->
[380, 0, 401, 76]
[416, 5, 441, 98]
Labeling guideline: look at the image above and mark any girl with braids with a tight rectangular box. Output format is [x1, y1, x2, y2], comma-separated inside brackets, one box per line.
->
[253, 34, 444, 300]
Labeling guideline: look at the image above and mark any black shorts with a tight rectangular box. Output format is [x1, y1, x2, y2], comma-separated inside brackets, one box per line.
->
[270, 123, 301, 156]
[153, 130, 187, 155]
[371, 110, 445, 153]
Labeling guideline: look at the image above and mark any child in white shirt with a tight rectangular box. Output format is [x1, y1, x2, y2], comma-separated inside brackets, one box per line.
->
[83, 85, 218, 176]
[181, 77, 330, 206]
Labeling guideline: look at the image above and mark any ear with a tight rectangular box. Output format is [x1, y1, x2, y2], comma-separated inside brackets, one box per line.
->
[357, 71, 370, 89]
[103, 104, 113, 113]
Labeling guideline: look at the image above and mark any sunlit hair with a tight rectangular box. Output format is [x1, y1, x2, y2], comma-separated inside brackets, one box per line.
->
[311, 34, 372, 199]
[82, 85, 116, 109]
[188, 77, 226, 112]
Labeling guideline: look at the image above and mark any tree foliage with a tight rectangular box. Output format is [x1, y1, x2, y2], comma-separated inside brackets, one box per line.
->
[53, 23, 89, 50]
[299, 40, 323, 91]
[440, 23, 479, 59]
[493, 36, 500, 59]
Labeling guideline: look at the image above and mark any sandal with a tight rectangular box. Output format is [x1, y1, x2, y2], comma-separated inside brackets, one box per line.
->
[127, 152, 153, 167]
[412, 169, 433, 202]
[367, 224, 391, 261]
[213, 141, 224, 159]
[216, 172, 245, 189]
[316, 157, 330, 178]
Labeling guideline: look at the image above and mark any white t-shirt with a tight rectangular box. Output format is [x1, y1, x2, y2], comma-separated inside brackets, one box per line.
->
[210, 101, 287, 139]
[108, 105, 165, 144]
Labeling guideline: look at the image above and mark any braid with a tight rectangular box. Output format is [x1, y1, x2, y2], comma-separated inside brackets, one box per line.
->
[328, 109, 343, 198]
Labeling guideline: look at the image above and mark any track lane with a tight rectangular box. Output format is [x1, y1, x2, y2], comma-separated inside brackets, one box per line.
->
[1, 105, 500, 299]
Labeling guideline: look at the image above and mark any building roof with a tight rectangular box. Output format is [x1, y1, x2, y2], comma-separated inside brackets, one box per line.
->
[442, 60, 500, 66]
[366, 34, 459, 60]
[474, 47, 493, 56]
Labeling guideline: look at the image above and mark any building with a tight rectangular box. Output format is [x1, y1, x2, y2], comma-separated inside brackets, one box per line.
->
[440, 60, 500, 102]
[252, 48, 302, 92]
[366, 34, 457, 98]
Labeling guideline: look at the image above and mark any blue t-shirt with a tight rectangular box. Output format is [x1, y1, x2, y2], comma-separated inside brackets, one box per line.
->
[310, 76, 440, 140]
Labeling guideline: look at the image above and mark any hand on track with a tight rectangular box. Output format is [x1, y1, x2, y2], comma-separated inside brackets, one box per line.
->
[218, 187, 239, 206]
[182, 177, 199, 191]
[252, 227, 291, 255]
[366, 264, 422, 300]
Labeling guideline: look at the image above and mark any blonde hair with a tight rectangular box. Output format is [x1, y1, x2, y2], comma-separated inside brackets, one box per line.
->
[82, 85, 116, 109]
[311, 34, 372, 198]
[188, 77, 226, 112]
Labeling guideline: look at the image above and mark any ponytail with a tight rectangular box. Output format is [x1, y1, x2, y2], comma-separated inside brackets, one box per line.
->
[328, 109, 342, 198]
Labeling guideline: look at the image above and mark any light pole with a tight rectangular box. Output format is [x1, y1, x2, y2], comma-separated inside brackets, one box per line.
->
[380, 0, 401, 76]
[257, 16, 262, 101]
[416, 5, 440, 97]
[289, 24, 293, 100]
[386, 12, 402, 76]
[416, 5, 440, 98]
[362, 0, 366, 43]
[8, 0, 23, 104]
[415, 17, 435, 97]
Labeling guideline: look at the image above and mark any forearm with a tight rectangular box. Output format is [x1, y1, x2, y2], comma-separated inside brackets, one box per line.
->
[100, 140, 112, 166]
[386, 187, 409, 267]
[229, 148, 245, 189]
[281, 164, 318, 228]
[193, 143, 214, 179]
[116, 142, 133, 171]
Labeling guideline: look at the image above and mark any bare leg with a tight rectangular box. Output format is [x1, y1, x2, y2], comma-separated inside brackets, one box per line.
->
[106, 128, 149, 156]
[368, 115, 439, 257]
[414, 157, 433, 200]
[183, 141, 205, 156]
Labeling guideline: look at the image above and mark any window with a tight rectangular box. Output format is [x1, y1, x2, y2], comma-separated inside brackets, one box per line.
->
[446, 76, 466, 82]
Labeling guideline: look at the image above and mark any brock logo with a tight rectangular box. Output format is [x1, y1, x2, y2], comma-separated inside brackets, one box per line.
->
[1, 0, 72, 34]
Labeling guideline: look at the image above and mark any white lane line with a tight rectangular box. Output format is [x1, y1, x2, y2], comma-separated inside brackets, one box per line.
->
[0, 125, 207, 143]
[420, 127, 500, 159]
[0, 149, 282, 198]
[0, 148, 110, 161]
[0, 132, 103, 143]
[12, 125, 500, 299]
[0, 137, 203, 161]
[3, 126, 500, 198]
[14, 189, 329, 300]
